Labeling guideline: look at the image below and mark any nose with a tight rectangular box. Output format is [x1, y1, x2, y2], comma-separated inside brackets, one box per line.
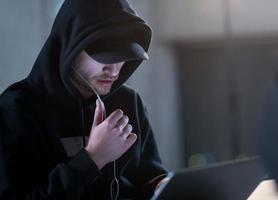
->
[103, 63, 122, 76]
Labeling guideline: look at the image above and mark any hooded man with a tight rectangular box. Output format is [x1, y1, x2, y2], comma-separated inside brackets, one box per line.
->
[0, 0, 168, 199]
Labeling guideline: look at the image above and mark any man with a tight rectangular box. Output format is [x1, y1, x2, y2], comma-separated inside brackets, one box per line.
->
[0, 0, 167, 199]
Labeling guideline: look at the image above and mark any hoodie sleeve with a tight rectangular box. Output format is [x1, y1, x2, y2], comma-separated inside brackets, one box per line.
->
[0, 107, 101, 200]
[134, 94, 168, 199]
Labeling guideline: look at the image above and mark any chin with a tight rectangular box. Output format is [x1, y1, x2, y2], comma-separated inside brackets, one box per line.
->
[96, 88, 111, 96]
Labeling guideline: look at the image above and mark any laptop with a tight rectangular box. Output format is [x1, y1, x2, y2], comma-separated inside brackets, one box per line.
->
[151, 157, 266, 200]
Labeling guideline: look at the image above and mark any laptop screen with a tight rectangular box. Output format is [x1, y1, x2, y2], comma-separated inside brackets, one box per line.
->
[152, 157, 266, 200]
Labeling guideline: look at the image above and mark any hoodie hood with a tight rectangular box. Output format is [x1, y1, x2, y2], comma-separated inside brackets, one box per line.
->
[26, 0, 152, 107]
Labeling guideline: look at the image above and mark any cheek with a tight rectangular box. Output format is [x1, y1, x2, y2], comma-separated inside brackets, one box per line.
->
[83, 65, 102, 77]
[117, 65, 124, 73]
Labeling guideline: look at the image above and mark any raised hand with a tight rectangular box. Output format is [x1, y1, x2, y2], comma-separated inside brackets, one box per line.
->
[85, 99, 137, 169]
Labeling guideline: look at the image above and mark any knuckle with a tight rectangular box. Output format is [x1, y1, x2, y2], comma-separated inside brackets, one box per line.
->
[113, 126, 122, 135]
[116, 109, 124, 115]
[120, 136, 126, 143]
[124, 132, 131, 141]
[123, 115, 129, 121]
[102, 120, 110, 128]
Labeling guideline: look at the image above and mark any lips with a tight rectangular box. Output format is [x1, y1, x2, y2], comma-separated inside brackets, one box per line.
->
[97, 79, 115, 85]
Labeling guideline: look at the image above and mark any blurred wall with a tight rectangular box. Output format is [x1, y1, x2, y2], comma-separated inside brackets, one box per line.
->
[158, 0, 278, 39]
[128, 1, 184, 170]
[0, 0, 41, 92]
[153, 0, 278, 166]
[130, 0, 278, 167]
[0, 0, 63, 92]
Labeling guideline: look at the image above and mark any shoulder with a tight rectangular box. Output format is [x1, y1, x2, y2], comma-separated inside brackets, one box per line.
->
[108, 85, 147, 116]
[0, 82, 42, 138]
[114, 84, 137, 97]
[105, 84, 146, 114]
[111, 84, 145, 106]
[0, 80, 35, 111]
[109, 85, 136, 101]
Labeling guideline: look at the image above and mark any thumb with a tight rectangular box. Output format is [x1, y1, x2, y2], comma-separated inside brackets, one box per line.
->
[93, 99, 103, 127]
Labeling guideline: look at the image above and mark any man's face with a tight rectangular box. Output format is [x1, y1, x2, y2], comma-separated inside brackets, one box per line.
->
[73, 50, 124, 96]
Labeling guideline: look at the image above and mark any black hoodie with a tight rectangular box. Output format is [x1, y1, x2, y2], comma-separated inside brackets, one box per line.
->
[0, 0, 167, 199]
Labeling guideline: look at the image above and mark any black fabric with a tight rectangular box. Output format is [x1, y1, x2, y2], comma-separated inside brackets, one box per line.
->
[86, 41, 149, 64]
[0, 0, 167, 199]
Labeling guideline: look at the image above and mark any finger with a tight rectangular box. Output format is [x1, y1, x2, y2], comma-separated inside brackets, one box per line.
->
[106, 109, 123, 127]
[124, 133, 137, 148]
[122, 124, 133, 138]
[92, 99, 103, 127]
[116, 115, 129, 131]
